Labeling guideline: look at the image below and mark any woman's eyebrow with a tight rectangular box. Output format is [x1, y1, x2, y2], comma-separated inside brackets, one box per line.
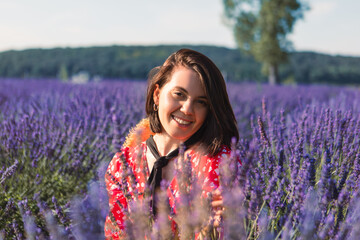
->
[175, 86, 207, 99]
[174, 86, 188, 93]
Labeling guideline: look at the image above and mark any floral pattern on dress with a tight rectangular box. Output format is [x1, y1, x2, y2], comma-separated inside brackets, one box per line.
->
[104, 143, 234, 239]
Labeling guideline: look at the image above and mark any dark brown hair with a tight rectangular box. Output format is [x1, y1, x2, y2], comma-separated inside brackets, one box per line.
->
[145, 48, 239, 156]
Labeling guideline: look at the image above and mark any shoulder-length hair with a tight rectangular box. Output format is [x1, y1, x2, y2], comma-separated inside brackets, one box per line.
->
[145, 48, 239, 156]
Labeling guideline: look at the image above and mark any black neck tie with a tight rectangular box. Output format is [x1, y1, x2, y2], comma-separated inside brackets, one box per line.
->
[146, 134, 198, 216]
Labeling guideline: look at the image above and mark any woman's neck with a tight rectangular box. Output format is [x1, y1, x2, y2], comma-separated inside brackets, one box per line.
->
[152, 133, 183, 156]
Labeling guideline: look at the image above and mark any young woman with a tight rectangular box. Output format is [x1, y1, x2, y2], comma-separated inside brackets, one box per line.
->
[105, 49, 239, 239]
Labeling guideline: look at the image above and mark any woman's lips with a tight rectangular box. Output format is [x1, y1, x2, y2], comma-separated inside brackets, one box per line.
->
[172, 115, 193, 125]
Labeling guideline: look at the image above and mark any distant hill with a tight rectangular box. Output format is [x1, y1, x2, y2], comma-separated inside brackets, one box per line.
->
[0, 45, 359, 84]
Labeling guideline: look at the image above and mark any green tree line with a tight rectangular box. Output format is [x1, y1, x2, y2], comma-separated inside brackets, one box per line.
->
[0, 45, 359, 84]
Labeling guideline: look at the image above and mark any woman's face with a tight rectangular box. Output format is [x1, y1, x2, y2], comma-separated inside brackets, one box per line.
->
[153, 66, 208, 142]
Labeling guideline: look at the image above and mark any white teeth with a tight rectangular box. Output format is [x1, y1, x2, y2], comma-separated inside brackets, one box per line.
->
[173, 116, 191, 125]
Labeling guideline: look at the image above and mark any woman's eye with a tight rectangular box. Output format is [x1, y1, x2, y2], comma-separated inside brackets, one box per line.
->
[174, 92, 183, 97]
[197, 100, 207, 106]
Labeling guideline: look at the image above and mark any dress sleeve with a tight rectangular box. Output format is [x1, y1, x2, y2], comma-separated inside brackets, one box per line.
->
[200, 146, 232, 195]
[104, 151, 129, 239]
[196, 146, 238, 240]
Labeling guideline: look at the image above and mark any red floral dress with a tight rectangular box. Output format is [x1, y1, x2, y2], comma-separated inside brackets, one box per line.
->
[104, 142, 232, 239]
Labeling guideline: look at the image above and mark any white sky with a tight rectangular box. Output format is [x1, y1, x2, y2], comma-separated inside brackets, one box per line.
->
[0, 0, 359, 56]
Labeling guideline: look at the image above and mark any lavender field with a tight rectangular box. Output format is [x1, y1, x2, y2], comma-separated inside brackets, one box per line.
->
[1, 79, 360, 239]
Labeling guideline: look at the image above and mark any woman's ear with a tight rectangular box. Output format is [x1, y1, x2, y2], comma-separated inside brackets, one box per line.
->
[153, 84, 160, 105]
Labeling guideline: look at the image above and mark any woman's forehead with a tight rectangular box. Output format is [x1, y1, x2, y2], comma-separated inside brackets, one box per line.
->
[165, 66, 205, 95]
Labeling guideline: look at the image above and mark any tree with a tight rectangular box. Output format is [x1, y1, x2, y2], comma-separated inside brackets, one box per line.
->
[223, 0, 308, 84]
[58, 64, 69, 82]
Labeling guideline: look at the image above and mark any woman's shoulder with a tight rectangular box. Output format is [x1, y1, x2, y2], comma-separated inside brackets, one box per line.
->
[122, 118, 154, 149]
[191, 144, 230, 156]
[109, 117, 152, 168]
[214, 145, 231, 159]
[188, 145, 230, 169]
[193, 145, 241, 167]
[188, 145, 231, 192]
[199, 145, 231, 161]
[108, 142, 147, 171]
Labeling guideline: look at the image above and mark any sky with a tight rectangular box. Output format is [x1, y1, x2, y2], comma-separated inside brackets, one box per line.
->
[0, 0, 359, 57]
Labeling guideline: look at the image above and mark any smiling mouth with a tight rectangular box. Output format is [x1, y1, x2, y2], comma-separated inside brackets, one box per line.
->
[172, 115, 192, 125]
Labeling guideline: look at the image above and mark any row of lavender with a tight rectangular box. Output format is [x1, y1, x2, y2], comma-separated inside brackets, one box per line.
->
[116, 84, 360, 239]
[0, 79, 359, 239]
[0, 79, 146, 239]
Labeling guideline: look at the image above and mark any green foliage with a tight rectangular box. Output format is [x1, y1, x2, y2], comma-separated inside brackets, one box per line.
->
[284, 52, 360, 84]
[0, 84, 117, 237]
[0, 45, 263, 82]
[223, 0, 308, 84]
[58, 64, 69, 82]
[0, 45, 360, 84]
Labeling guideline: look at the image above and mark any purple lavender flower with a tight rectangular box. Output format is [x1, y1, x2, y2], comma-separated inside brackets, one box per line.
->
[318, 210, 335, 239]
[12, 220, 23, 240]
[298, 188, 321, 239]
[0, 159, 18, 185]
[18, 199, 37, 239]
[258, 116, 271, 148]
[307, 157, 316, 187]
[2, 80, 360, 239]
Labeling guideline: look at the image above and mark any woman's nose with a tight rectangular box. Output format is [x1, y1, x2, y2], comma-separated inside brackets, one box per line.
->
[180, 99, 194, 115]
